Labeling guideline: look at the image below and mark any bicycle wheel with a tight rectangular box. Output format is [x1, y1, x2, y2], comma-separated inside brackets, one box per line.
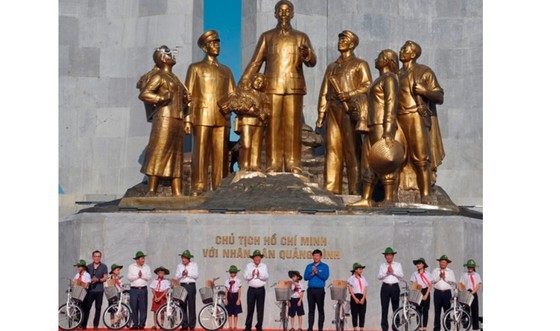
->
[103, 303, 132, 329]
[335, 302, 344, 331]
[198, 303, 228, 331]
[58, 303, 83, 330]
[392, 306, 421, 331]
[442, 307, 472, 331]
[156, 302, 184, 331]
[281, 302, 288, 331]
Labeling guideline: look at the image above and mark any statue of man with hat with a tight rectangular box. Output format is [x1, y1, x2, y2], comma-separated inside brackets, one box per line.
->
[431, 255, 456, 331]
[348, 49, 405, 207]
[316, 30, 373, 195]
[127, 251, 152, 330]
[243, 250, 269, 331]
[185, 30, 236, 196]
[174, 249, 199, 330]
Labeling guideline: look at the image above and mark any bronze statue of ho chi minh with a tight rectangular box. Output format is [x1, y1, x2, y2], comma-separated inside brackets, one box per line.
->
[316, 30, 372, 195]
[185, 30, 236, 196]
[348, 49, 406, 207]
[397, 40, 444, 204]
[137, 45, 190, 197]
[240, 0, 316, 175]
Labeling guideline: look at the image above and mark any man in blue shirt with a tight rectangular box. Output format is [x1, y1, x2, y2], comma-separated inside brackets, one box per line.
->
[304, 249, 330, 331]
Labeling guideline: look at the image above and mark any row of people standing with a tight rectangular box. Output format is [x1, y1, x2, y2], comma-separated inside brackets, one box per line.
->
[70, 247, 481, 331]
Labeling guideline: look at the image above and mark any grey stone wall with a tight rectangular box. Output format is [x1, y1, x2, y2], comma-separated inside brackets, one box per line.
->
[59, 0, 203, 217]
[241, 0, 482, 206]
[60, 212, 482, 330]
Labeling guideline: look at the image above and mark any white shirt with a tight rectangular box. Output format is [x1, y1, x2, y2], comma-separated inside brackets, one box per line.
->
[175, 262, 199, 284]
[377, 261, 404, 284]
[431, 267, 456, 291]
[127, 263, 152, 287]
[347, 274, 368, 294]
[74, 271, 92, 284]
[243, 262, 269, 288]
[410, 271, 433, 289]
[225, 276, 242, 293]
[291, 281, 305, 298]
[459, 272, 481, 291]
[150, 277, 171, 292]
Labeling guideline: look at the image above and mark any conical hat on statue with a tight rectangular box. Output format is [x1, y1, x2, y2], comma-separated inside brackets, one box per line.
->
[368, 139, 405, 175]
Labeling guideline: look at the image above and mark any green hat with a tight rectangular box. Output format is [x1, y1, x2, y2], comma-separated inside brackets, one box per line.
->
[133, 251, 147, 260]
[463, 259, 477, 268]
[413, 258, 428, 268]
[179, 250, 194, 259]
[154, 266, 170, 275]
[227, 265, 241, 273]
[382, 247, 397, 255]
[288, 270, 302, 280]
[250, 250, 264, 258]
[111, 264, 123, 273]
[351, 262, 366, 272]
[436, 255, 452, 263]
[74, 259, 87, 267]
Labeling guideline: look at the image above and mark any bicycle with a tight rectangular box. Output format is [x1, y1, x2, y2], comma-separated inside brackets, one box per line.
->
[329, 280, 350, 331]
[155, 279, 187, 330]
[442, 282, 472, 331]
[391, 280, 421, 331]
[102, 281, 132, 329]
[58, 277, 86, 330]
[271, 281, 292, 331]
[198, 277, 228, 331]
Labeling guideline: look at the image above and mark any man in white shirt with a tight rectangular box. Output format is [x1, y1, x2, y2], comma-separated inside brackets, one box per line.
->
[377, 247, 403, 331]
[243, 250, 269, 331]
[431, 255, 456, 331]
[127, 251, 152, 330]
[175, 249, 199, 330]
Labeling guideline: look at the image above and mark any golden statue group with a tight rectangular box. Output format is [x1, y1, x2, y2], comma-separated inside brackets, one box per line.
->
[136, 0, 446, 207]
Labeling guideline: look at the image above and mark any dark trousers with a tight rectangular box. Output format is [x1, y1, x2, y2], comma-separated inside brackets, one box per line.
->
[82, 290, 104, 328]
[307, 287, 326, 331]
[468, 291, 479, 330]
[418, 288, 430, 328]
[245, 286, 265, 331]
[130, 287, 148, 328]
[380, 283, 400, 331]
[433, 289, 451, 331]
[180, 283, 197, 329]
[350, 293, 366, 328]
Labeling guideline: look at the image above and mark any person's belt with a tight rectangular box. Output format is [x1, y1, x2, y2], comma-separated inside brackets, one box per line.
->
[382, 282, 399, 286]
[131, 286, 147, 289]
[434, 288, 451, 292]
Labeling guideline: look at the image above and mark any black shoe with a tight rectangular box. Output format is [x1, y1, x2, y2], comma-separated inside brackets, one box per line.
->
[180, 327, 188, 330]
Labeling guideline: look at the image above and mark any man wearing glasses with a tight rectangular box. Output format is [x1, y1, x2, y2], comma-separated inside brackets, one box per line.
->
[82, 250, 108, 329]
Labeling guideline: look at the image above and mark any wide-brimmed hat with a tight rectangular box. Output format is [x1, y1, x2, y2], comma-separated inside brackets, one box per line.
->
[368, 139, 405, 175]
[351, 262, 366, 272]
[463, 259, 477, 268]
[74, 259, 87, 267]
[133, 251, 147, 260]
[111, 264, 123, 273]
[288, 270, 302, 280]
[227, 265, 241, 273]
[250, 250, 264, 258]
[436, 255, 452, 263]
[179, 250, 194, 259]
[382, 247, 397, 255]
[154, 266, 170, 275]
[413, 258, 428, 268]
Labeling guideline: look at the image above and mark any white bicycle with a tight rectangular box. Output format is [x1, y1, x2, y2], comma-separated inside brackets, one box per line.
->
[102, 282, 132, 329]
[156, 281, 187, 330]
[58, 278, 85, 330]
[198, 277, 228, 331]
[442, 282, 472, 331]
